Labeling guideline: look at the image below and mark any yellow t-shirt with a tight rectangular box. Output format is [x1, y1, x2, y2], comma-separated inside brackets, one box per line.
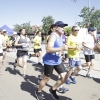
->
[33, 35, 41, 49]
[2, 35, 9, 49]
[66, 34, 81, 58]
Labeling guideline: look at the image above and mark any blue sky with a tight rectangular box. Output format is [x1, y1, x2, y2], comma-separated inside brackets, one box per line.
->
[0, 0, 100, 28]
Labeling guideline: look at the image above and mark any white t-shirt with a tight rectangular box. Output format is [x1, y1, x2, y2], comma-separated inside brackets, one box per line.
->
[0, 36, 3, 53]
[83, 34, 95, 55]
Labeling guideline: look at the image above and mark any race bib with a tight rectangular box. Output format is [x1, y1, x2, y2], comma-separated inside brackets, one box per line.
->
[56, 51, 62, 56]
[73, 57, 80, 61]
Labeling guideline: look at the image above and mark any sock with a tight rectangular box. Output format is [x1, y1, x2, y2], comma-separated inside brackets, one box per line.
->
[71, 76, 75, 78]
[23, 74, 26, 77]
[60, 85, 63, 88]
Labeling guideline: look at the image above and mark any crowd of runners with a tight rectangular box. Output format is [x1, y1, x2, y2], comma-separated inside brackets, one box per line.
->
[0, 21, 100, 100]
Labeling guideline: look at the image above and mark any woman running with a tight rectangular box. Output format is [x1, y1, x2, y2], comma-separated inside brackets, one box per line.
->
[12, 28, 29, 79]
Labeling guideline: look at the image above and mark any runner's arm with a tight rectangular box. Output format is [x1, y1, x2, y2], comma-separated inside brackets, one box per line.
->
[14, 36, 23, 46]
[46, 34, 62, 53]
[82, 42, 93, 50]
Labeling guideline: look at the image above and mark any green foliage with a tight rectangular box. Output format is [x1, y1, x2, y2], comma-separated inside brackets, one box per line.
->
[42, 16, 54, 34]
[78, 6, 100, 28]
[13, 22, 32, 34]
[64, 27, 72, 34]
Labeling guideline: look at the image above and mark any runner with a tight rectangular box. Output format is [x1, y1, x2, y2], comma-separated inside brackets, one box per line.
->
[35, 21, 68, 100]
[28, 31, 42, 65]
[82, 27, 96, 78]
[12, 28, 29, 79]
[0, 33, 3, 75]
[1, 29, 9, 65]
[38, 24, 55, 84]
[65, 26, 82, 85]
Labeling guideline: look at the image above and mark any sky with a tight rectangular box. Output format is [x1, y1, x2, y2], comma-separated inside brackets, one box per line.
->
[0, 0, 100, 28]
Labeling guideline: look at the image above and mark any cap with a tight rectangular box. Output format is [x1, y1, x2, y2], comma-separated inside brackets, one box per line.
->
[88, 27, 96, 32]
[54, 21, 68, 27]
[13, 32, 17, 34]
[2, 29, 6, 32]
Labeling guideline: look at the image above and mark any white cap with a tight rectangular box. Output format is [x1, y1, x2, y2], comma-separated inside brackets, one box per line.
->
[2, 29, 6, 32]
[13, 32, 17, 34]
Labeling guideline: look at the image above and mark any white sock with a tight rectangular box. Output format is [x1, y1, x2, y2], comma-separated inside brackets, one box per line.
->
[60, 85, 63, 88]
[23, 74, 26, 77]
[71, 76, 75, 78]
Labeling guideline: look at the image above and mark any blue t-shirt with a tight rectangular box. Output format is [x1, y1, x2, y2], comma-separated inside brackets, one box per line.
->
[43, 33, 63, 65]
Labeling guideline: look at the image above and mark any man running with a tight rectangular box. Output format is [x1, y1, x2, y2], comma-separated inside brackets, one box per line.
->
[82, 27, 96, 78]
[1, 29, 9, 65]
[35, 21, 68, 100]
[0, 33, 3, 75]
[29, 31, 42, 65]
[66, 26, 82, 85]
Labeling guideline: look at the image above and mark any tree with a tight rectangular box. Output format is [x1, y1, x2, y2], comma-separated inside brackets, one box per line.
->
[64, 27, 72, 34]
[42, 16, 54, 34]
[13, 22, 32, 34]
[78, 6, 100, 28]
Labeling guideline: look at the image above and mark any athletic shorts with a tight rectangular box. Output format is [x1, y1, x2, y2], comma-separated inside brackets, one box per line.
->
[34, 48, 42, 53]
[3, 49, 6, 52]
[65, 54, 68, 58]
[69, 58, 81, 68]
[44, 63, 66, 77]
[0, 53, 3, 56]
[17, 50, 28, 58]
[84, 55, 95, 62]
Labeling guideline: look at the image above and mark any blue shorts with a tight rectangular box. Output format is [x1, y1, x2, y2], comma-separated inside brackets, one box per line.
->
[69, 58, 81, 68]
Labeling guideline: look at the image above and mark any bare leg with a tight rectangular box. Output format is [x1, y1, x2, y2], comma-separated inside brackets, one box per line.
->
[72, 66, 82, 76]
[52, 72, 67, 90]
[38, 51, 42, 63]
[22, 56, 28, 75]
[0, 56, 3, 74]
[87, 59, 95, 75]
[38, 75, 50, 92]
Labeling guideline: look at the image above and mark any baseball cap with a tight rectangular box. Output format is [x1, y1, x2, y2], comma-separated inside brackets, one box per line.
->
[54, 21, 68, 27]
[88, 27, 96, 32]
[13, 32, 17, 34]
[2, 29, 6, 32]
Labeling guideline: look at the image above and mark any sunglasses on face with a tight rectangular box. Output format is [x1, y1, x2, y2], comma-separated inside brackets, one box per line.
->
[91, 30, 94, 32]
[74, 30, 79, 31]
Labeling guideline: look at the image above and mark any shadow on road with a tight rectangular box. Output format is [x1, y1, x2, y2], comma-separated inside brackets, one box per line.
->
[32, 63, 58, 81]
[27, 60, 36, 64]
[7, 62, 15, 65]
[5, 67, 22, 77]
[32, 63, 44, 74]
[27, 75, 52, 88]
[20, 81, 72, 100]
[93, 78, 100, 84]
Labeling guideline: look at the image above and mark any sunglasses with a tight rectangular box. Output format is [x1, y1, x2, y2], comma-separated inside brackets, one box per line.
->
[74, 30, 79, 31]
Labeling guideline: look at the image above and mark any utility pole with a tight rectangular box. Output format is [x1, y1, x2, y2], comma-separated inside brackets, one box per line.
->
[88, 0, 90, 9]
[88, 0, 90, 26]
[71, 0, 77, 25]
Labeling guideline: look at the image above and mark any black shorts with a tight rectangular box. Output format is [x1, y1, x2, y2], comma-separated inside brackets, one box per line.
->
[34, 48, 42, 53]
[3, 49, 6, 52]
[0, 53, 3, 56]
[84, 55, 95, 62]
[44, 63, 66, 77]
[17, 50, 28, 58]
[65, 54, 68, 58]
